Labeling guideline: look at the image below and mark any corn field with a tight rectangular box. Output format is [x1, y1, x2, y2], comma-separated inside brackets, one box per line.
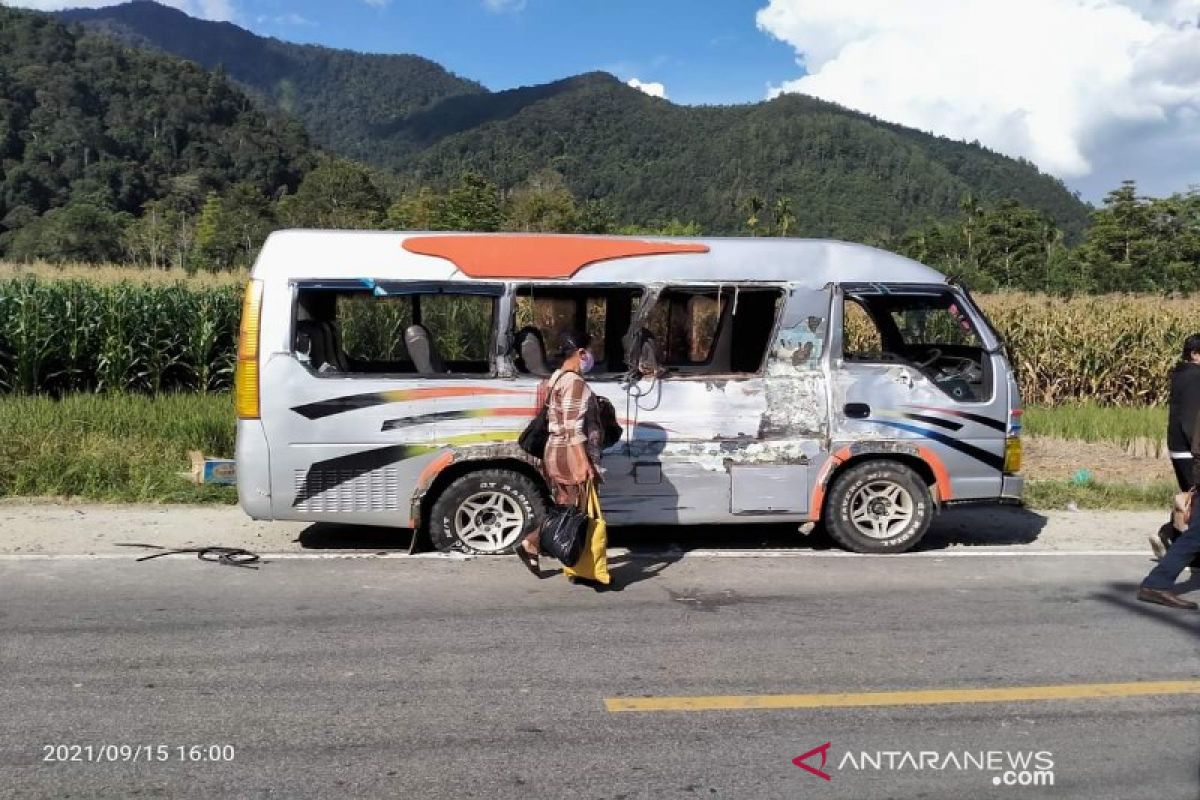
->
[0, 275, 1195, 405]
[977, 294, 1196, 406]
[0, 278, 241, 394]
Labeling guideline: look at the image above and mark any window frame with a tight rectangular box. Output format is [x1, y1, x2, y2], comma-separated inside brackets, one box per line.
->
[631, 282, 787, 379]
[289, 279, 504, 379]
[510, 282, 646, 381]
[831, 282, 997, 404]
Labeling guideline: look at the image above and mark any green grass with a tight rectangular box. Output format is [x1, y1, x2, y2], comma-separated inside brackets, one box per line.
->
[1024, 479, 1175, 510]
[1022, 403, 1166, 448]
[0, 393, 236, 502]
[0, 393, 1178, 509]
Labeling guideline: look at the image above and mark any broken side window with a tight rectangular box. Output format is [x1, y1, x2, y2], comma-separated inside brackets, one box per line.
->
[513, 286, 642, 378]
[840, 287, 992, 402]
[642, 286, 783, 376]
[293, 283, 498, 377]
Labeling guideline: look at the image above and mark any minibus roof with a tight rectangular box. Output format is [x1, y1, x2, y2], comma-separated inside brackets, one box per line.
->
[252, 230, 948, 288]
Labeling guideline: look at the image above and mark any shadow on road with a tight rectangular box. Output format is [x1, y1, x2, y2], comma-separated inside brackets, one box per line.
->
[917, 505, 1050, 550]
[296, 523, 413, 552]
[1093, 578, 1200, 640]
[292, 504, 1050, 557]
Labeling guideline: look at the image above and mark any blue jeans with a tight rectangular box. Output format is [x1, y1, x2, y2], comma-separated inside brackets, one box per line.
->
[1143, 507, 1200, 590]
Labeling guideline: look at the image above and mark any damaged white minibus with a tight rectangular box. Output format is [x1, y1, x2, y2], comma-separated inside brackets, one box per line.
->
[234, 232, 1022, 553]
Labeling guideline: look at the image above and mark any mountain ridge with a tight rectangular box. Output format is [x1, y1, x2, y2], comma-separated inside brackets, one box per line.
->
[57, 1, 1091, 239]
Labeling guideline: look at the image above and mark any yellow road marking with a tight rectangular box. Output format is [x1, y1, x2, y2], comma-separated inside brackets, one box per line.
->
[605, 680, 1200, 713]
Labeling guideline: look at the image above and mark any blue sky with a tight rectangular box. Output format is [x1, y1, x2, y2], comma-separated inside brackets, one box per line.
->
[11, 0, 1200, 199]
[244, 0, 798, 106]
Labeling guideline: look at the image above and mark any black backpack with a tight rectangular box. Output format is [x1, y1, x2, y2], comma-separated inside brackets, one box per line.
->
[594, 395, 623, 448]
[518, 372, 568, 459]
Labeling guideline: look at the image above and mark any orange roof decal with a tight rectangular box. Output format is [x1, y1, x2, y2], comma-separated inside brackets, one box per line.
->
[402, 235, 709, 279]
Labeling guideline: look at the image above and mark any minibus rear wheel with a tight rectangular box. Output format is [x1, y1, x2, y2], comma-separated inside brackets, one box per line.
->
[428, 469, 546, 555]
[825, 461, 932, 554]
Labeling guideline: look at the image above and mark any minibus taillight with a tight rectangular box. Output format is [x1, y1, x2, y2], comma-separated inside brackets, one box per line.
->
[1004, 437, 1022, 474]
[1004, 407, 1022, 474]
[235, 280, 264, 420]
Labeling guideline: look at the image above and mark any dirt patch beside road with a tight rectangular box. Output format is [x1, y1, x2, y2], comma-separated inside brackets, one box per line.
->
[0, 503, 1162, 557]
[1022, 437, 1173, 485]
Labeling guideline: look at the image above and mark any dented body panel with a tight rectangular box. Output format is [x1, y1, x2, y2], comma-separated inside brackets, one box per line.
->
[237, 231, 1022, 533]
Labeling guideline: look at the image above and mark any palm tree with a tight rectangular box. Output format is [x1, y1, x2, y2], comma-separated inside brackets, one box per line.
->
[774, 196, 795, 237]
[745, 195, 764, 236]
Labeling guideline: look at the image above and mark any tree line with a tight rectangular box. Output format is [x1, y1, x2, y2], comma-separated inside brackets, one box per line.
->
[8, 147, 1199, 296]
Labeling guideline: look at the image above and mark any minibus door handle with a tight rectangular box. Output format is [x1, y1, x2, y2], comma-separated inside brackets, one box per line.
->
[844, 403, 871, 419]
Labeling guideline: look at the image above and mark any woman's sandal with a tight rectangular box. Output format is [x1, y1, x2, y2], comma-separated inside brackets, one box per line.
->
[514, 543, 540, 577]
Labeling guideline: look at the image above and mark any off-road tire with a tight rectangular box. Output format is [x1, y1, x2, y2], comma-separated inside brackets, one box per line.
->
[428, 469, 546, 554]
[824, 460, 932, 554]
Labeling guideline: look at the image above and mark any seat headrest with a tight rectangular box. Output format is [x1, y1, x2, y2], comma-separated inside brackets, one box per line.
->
[515, 326, 551, 376]
[404, 323, 445, 375]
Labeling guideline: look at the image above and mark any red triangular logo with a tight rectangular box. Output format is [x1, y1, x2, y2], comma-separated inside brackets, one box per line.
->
[792, 742, 832, 781]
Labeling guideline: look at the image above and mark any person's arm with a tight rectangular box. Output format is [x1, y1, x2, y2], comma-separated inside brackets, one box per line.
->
[1190, 406, 1200, 488]
[1180, 371, 1200, 448]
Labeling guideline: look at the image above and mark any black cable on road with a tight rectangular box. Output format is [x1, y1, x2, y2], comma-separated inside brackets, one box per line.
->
[115, 543, 261, 569]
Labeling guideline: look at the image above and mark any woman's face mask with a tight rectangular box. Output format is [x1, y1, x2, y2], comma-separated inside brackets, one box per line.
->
[580, 349, 596, 373]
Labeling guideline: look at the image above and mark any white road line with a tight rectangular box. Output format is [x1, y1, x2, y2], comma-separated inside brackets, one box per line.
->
[0, 549, 1149, 561]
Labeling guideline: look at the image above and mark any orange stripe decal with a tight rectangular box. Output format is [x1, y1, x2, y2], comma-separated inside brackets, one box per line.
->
[403, 235, 709, 279]
[382, 387, 530, 402]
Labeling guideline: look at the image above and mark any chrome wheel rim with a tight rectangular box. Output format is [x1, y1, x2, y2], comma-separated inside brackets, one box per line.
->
[454, 491, 526, 552]
[848, 480, 915, 540]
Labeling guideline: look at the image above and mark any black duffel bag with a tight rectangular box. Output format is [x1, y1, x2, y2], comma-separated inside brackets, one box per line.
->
[538, 504, 588, 566]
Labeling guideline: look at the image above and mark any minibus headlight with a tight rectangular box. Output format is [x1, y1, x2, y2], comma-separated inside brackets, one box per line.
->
[1004, 436, 1022, 474]
[235, 280, 263, 420]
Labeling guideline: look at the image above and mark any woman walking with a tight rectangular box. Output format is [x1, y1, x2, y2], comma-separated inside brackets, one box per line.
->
[515, 330, 603, 577]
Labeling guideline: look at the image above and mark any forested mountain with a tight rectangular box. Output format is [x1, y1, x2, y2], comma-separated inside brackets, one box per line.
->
[60, 2, 1090, 240]
[0, 6, 316, 261]
[397, 72, 1090, 240]
[59, 0, 487, 167]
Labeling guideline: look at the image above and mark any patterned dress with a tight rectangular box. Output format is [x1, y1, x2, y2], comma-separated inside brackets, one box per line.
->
[537, 369, 603, 507]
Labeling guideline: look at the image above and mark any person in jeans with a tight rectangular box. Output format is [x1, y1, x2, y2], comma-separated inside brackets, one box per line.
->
[1139, 392, 1200, 609]
[1151, 334, 1200, 558]
[514, 330, 602, 577]
[1141, 512, 1200, 609]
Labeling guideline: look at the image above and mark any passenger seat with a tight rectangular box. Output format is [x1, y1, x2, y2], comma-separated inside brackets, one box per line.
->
[515, 326, 551, 376]
[405, 324, 445, 375]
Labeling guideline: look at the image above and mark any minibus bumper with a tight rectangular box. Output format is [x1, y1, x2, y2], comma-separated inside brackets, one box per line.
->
[236, 419, 273, 519]
[1001, 475, 1024, 502]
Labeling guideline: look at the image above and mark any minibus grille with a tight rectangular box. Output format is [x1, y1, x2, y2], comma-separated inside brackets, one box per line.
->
[293, 468, 402, 513]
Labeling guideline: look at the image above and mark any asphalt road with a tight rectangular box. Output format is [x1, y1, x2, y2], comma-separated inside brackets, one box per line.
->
[1, 552, 1198, 799]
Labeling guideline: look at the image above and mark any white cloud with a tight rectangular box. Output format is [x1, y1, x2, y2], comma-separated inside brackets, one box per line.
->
[2, 0, 236, 21]
[482, 0, 526, 13]
[627, 77, 667, 99]
[362, 0, 390, 7]
[257, 12, 312, 26]
[756, 0, 1200, 198]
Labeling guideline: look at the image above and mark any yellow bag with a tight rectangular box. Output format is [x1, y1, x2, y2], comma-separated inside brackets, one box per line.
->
[564, 482, 609, 585]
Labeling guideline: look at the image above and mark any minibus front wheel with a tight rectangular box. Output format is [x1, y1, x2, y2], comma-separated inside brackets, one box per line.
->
[824, 460, 933, 554]
[428, 468, 547, 555]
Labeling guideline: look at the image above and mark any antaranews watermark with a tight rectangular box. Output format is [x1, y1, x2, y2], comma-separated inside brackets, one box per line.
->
[795, 743, 1055, 788]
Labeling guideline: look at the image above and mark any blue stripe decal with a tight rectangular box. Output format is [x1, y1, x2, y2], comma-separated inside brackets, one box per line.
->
[869, 419, 1005, 472]
[897, 412, 963, 432]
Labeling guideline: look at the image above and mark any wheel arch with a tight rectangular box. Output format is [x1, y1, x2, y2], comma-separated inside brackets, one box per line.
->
[410, 453, 548, 535]
[812, 443, 948, 520]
